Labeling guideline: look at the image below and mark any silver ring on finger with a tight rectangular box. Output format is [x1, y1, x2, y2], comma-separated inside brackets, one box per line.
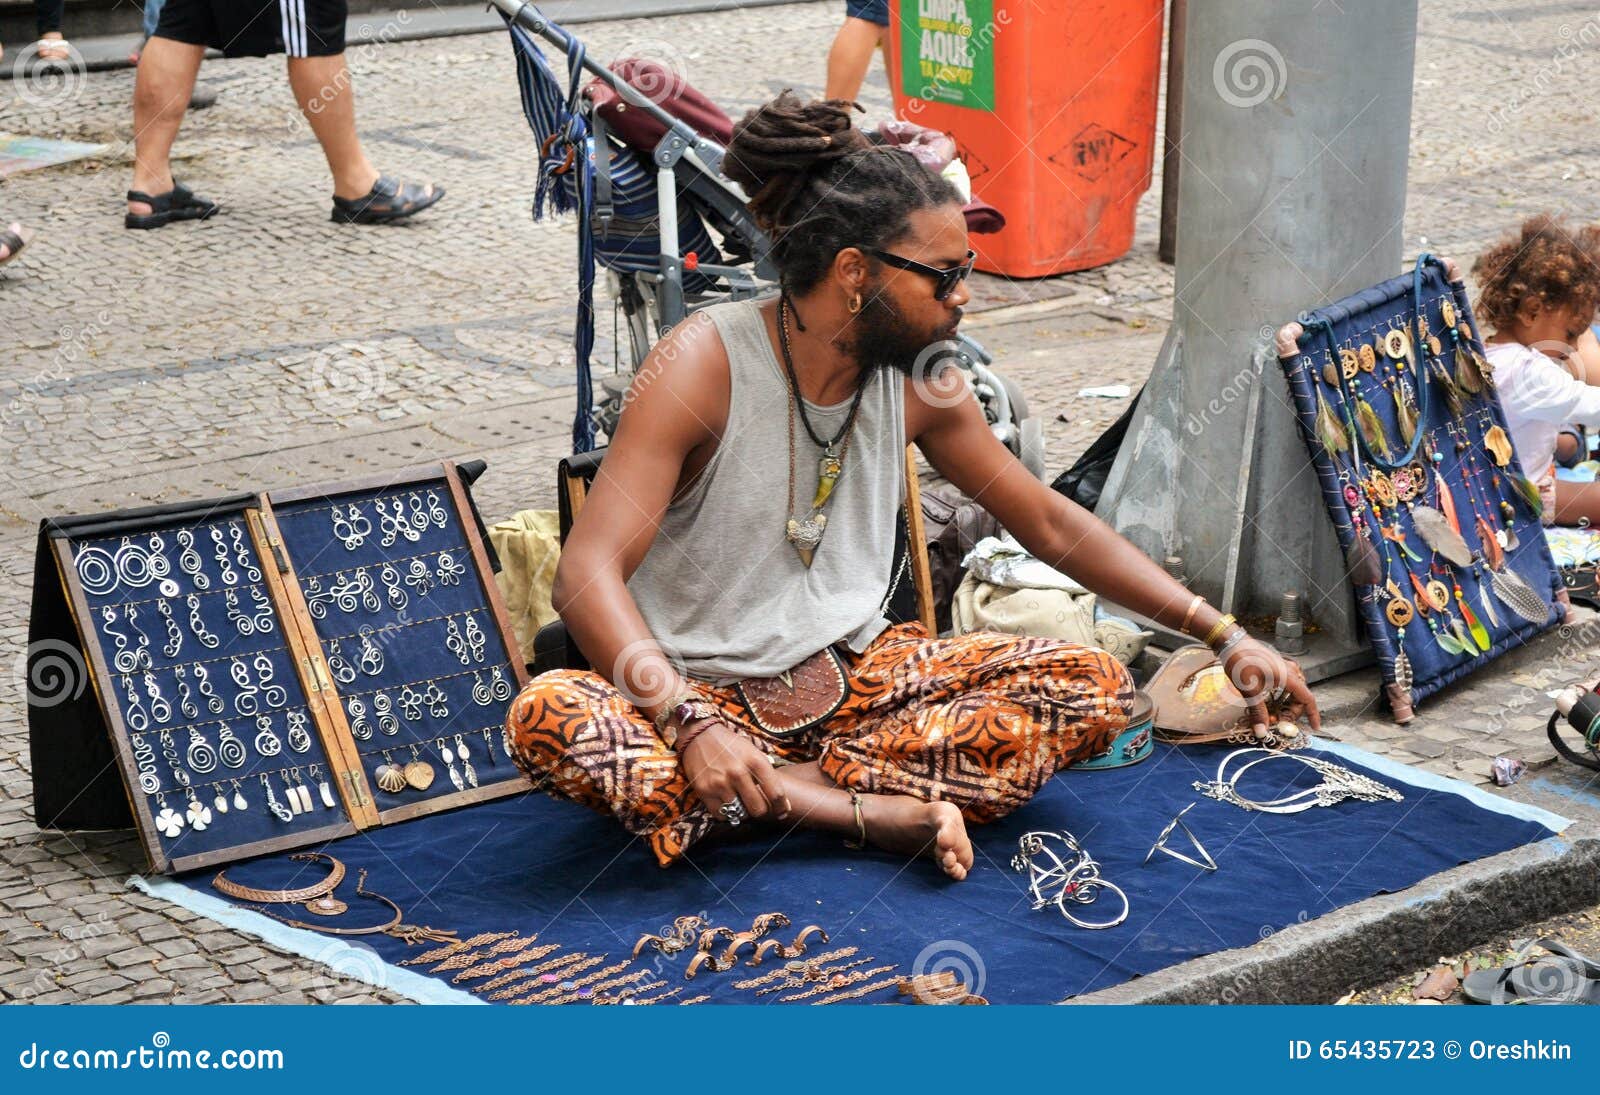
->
[719, 797, 748, 826]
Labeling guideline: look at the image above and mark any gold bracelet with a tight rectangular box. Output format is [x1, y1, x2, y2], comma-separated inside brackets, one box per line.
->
[585, 970, 655, 1004]
[1179, 594, 1204, 636]
[402, 931, 516, 967]
[1202, 613, 1238, 648]
[539, 959, 634, 1005]
[680, 994, 711, 1005]
[484, 951, 593, 1000]
[779, 964, 896, 1003]
[810, 972, 902, 1005]
[476, 946, 569, 994]
[455, 942, 560, 985]
[430, 932, 535, 973]
[509, 955, 609, 1005]
[734, 947, 859, 991]
[758, 956, 876, 997]
[627, 985, 682, 1005]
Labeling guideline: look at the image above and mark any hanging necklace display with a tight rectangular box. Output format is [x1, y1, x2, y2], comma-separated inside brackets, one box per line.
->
[1195, 748, 1404, 812]
[216, 721, 247, 768]
[185, 727, 217, 775]
[176, 529, 209, 589]
[261, 772, 293, 823]
[75, 544, 118, 596]
[157, 599, 183, 659]
[254, 714, 282, 757]
[193, 662, 223, 714]
[131, 732, 160, 794]
[210, 528, 237, 585]
[187, 594, 219, 649]
[403, 744, 435, 792]
[374, 751, 407, 794]
[172, 662, 198, 723]
[374, 690, 399, 735]
[286, 710, 312, 754]
[777, 294, 869, 567]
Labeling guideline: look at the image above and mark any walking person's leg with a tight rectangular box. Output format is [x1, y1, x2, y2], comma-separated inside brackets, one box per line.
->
[825, 1, 889, 101]
[126, 36, 214, 225]
[33, 0, 69, 61]
[285, 0, 442, 222]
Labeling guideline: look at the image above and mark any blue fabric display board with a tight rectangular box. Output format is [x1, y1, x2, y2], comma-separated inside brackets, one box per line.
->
[64, 504, 357, 870]
[1280, 256, 1563, 716]
[29, 462, 529, 874]
[261, 473, 527, 825]
[177, 742, 1562, 1005]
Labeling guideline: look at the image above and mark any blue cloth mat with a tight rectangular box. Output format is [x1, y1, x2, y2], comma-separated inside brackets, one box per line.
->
[178, 742, 1560, 1004]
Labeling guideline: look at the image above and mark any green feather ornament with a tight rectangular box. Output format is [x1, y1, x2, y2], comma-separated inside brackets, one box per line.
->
[1314, 390, 1349, 458]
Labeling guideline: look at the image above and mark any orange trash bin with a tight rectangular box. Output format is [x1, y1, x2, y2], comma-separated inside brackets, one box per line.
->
[886, 0, 1165, 278]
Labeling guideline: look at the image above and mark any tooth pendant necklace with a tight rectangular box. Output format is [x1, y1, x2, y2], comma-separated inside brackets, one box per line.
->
[778, 295, 868, 568]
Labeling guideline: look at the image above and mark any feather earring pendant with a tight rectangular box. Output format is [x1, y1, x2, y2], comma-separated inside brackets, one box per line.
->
[1477, 516, 1504, 570]
[1448, 617, 1479, 657]
[1412, 505, 1473, 567]
[1391, 383, 1418, 446]
[1431, 360, 1465, 418]
[1512, 474, 1544, 518]
[1344, 532, 1382, 587]
[1393, 649, 1414, 693]
[1475, 581, 1501, 630]
[1315, 390, 1350, 458]
[1436, 477, 1463, 536]
[1355, 395, 1390, 459]
[1433, 624, 1466, 656]
[1489, 566, 1552, 625]
[1454, 340, 1484, 394]
[1456, 593, 1492, 652]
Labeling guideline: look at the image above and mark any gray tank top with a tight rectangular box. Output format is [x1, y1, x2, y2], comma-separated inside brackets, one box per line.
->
[627, 297, 906, 683]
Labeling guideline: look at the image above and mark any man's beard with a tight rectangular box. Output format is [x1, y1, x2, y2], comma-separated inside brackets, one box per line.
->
[848, 289, 961, 375]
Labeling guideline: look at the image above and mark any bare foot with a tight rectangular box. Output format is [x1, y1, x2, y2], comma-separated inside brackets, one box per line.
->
[858, 794, 973, 880]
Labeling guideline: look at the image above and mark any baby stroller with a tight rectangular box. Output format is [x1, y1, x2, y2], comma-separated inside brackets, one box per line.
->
[487, 1, 1041, 473]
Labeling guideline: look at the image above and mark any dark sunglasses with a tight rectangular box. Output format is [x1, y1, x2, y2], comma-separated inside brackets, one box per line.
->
[869, 248, 977, 301]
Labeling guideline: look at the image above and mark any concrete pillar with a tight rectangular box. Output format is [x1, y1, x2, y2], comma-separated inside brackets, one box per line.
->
[1097, 1, 1417, 675]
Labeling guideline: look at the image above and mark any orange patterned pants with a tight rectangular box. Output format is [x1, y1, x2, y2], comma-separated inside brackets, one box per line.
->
[505, 622, 1133, 867]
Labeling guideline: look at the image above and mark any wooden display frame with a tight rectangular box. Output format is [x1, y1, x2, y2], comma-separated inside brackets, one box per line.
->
[38, 462, 531, 874]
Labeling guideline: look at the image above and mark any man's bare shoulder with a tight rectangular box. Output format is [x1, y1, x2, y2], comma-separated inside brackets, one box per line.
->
[616, 309, 733, 441]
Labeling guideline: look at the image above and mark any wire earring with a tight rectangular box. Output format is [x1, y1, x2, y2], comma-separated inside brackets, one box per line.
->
[847, 292, 862, 314]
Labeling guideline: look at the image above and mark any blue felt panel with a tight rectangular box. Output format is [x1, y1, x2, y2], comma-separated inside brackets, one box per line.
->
[188, 743, 1557, 1005]
[68, 512, 349, 863]
[269, 480, 523, 810]
[1281, 257, 1563, 710]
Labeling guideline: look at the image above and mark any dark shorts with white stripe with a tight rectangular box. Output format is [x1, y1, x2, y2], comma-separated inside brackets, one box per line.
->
[154, 0, 347, 59]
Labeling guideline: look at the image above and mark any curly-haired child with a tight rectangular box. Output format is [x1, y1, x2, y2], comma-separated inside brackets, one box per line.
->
[1473, 214, 1600, 525]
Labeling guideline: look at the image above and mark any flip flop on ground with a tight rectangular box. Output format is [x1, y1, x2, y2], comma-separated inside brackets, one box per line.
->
[1462, 938, 1600, 1004]
[331, 176, 445, 225]
[125, 183, 220, 230]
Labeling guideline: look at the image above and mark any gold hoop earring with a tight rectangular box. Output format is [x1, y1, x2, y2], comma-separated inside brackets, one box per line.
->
[848, 293, 863, 315]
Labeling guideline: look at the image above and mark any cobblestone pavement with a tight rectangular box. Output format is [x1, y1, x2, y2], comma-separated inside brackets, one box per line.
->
[3, 1, 1600, 1003]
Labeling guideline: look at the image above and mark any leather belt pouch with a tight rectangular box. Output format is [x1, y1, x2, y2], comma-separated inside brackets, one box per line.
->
[733, 647, 850, 737]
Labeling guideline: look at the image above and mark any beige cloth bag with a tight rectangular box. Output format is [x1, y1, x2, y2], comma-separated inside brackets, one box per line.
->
[950, 572, 1153, 665]
[488, 510, 561, 667]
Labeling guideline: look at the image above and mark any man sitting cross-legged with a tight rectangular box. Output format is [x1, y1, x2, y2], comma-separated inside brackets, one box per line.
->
[506, 93, 1319, 879]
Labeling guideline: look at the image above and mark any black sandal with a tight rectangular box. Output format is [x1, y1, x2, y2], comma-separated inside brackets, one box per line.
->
[125, 183, 220, 230]
[331, 176, 445, 225]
